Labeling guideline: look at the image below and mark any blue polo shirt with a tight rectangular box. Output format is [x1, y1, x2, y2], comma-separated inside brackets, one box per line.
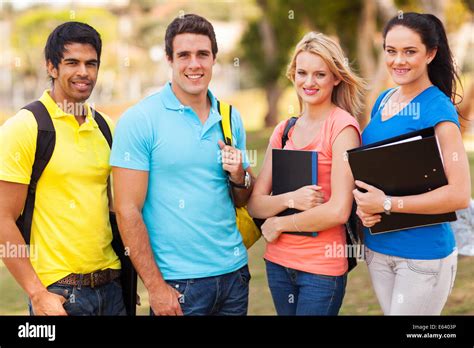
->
[362, 85, 459, 259]
[110, 82, 249, 279]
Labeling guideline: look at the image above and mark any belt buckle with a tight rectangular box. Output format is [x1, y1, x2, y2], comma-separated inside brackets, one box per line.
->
[90, 272, 95, 288]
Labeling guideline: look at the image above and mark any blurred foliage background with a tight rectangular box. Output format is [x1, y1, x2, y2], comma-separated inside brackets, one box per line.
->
[0, 0, 473, 315]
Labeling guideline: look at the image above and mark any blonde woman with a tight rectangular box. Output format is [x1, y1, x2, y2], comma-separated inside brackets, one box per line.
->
[248, 32, 365, 315]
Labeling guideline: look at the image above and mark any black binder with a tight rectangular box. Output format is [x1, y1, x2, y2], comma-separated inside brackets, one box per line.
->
[272, 149, 318, 237]
[347, 127, 457, 234]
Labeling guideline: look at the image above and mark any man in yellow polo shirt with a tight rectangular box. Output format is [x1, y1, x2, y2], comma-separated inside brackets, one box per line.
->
[0, 22, 124, 315]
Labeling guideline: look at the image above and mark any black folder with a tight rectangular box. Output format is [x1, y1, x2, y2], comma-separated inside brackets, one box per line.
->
[347, 127, 456, 234]
[272, 149, 318, 237]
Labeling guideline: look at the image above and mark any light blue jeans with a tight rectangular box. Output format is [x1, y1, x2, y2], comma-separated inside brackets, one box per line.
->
[365, 246, 458, 315]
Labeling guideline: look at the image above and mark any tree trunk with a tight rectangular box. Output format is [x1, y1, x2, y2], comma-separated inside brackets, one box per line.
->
[357, 0, 397, 128]
[257, 0, 281, 127]
[357, 0, 377, 78]
[264, 83, 283, 127]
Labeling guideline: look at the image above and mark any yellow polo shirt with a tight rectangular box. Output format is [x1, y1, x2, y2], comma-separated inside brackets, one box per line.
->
[0, 90, 120, 287]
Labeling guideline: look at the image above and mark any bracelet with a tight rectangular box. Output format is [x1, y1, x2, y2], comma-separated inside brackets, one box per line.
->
[292, 214, 301, 232]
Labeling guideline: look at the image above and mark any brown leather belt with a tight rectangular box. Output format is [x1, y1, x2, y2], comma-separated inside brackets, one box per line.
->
[55, 268, 121, 288]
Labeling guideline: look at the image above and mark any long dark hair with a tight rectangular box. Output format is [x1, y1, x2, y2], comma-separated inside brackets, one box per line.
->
[383, 12, 462, 106]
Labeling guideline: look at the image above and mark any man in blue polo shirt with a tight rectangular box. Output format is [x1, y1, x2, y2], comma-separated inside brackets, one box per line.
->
[110, 14, 254, 316]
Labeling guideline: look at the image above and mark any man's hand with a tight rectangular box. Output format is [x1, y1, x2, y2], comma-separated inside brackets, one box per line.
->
[261, 217, 283, 243]
[30, 289, 68, 316]
[218, 140, 245, 184]
[148, 283, 183, 316]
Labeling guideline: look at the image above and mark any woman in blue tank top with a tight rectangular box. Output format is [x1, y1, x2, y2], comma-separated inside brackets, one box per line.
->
[353, 12, 471, 315]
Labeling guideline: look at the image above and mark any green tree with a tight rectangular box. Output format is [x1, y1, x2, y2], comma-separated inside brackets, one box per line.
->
[240, 0, 363, 127]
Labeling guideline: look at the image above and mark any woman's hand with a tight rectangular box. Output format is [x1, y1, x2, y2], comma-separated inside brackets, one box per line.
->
[287, 185, 324, 211]
[356, 206, 382, 228]
[352, 180, 386, 215]
[261, 217, 283, 243]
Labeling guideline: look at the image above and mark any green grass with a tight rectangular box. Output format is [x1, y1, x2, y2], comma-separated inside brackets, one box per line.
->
[0, 263, 30, 315]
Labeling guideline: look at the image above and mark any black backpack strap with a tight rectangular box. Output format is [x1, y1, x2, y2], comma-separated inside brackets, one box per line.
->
[281, 116, 298, 148]
[92, 108, 112, 148]
[17, 101, 56, 244]
[92, 109, 138, 315]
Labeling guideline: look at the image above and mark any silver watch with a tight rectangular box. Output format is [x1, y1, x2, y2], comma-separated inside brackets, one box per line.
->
[383, 196, 392, 215]
[231, 171, 251, 189]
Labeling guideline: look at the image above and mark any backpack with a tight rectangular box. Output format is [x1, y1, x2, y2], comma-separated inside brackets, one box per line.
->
[217, 101, 262, 249]
[15, 100, 138, 315]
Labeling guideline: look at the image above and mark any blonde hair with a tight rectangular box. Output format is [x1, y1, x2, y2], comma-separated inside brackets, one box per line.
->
[286, 32, 366, 119]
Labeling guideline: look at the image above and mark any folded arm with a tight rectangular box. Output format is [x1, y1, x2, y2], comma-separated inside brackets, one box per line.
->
[260, 127, 360, 242]
[354, 121, 471, 217]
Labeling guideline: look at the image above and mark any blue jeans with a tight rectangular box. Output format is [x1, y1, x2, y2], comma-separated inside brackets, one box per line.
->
[265, 259, 347, 315]
[29, 279, 127, 316]
[151, 265, 250, 316]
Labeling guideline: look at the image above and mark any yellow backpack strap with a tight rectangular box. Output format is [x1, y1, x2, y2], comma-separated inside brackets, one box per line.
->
[217, 100, 233, 146]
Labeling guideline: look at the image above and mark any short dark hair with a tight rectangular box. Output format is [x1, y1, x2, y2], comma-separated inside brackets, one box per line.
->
[44, 21, 102, 73]
[165, 14, 218, 59]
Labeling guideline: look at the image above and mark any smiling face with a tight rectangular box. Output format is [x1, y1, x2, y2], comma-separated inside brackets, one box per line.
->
[47, 42, 98, 104]
[294, 51, 340, 107]
[167, 33, 215, 102]
[384, 25, 436, 87]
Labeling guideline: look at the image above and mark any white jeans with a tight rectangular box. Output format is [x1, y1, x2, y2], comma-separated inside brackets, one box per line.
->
[365, 246, 458, 315]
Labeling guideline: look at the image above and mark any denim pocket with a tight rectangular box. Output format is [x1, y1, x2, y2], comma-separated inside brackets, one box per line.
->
[407, 258, 442, 275]
[237, 265, 251, 286]
[166, 279, 191, 309]
[166, 279, 190, 297]
[312, 273, 338, 292]
[47, 284, 74, 304]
